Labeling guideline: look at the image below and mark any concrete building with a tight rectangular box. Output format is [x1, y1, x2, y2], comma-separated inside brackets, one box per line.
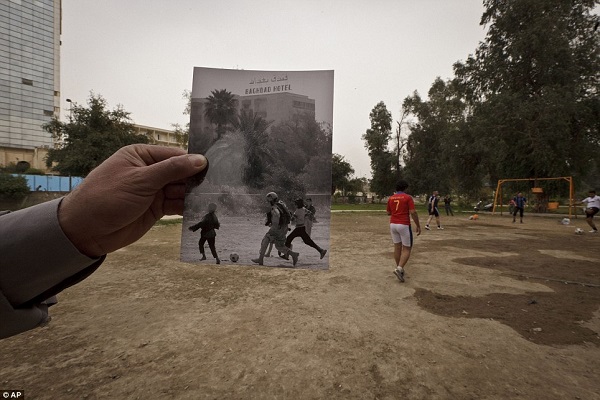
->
[133, 124, 186, 149]
[0, 0, 61, 171]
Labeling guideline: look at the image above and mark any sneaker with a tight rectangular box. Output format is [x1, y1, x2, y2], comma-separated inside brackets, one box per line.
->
[216, 258, 220, 265]
[200, 255, 207, 261]
[319, 249, 327, 259]
[425, 225, 431, 230]
[590, 229, 598, 233]
[393, 268, 405, 282]
[437, 226, 444, 230]
[251, 258, 263, 265]
[291, 252, 299, 266]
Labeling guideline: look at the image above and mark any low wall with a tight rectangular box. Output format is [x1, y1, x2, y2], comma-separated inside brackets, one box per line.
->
[0, 192, 66, 211]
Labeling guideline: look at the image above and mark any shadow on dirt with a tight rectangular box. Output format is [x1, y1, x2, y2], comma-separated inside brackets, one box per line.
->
[414, 233, 600, 346]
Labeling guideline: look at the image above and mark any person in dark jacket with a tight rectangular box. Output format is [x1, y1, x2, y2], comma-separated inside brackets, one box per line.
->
[189, 203, 221, 264]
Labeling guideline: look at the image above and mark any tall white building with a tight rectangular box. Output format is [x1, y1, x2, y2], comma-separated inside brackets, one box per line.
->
[0, 0, 61, 170]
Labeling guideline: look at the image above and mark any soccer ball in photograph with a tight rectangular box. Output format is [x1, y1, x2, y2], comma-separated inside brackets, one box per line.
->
[229, 253, 239, 262]
[575, 228, 584, 235]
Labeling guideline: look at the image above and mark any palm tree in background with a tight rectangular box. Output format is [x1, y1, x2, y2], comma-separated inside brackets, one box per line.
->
[204, 89, 238, 140]
[231, 109, 273, 189]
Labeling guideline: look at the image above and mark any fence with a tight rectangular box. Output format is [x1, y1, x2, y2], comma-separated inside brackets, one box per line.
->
[13, 174, 83, 192]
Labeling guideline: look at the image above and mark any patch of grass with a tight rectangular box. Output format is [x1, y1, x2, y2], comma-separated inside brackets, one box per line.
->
[331, 203, 387, 211]
[155, 218, 183, 226]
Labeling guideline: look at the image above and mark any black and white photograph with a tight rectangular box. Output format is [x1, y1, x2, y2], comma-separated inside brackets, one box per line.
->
[180, 67, 334, 270]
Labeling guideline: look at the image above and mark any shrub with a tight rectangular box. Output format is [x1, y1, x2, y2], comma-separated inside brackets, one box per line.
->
[0, 173, 30, 199]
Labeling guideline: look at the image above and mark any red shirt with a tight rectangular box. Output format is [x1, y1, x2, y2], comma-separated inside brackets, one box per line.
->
[387, 192, 415, 225]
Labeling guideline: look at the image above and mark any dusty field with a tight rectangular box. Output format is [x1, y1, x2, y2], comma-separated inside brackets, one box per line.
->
[1, 211, 599, 399]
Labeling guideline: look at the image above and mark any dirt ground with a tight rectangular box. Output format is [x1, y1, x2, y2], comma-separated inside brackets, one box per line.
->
[1, 211, 599, 399]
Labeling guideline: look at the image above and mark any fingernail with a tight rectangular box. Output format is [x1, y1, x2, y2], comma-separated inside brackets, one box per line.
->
[187, 154, 207, 168]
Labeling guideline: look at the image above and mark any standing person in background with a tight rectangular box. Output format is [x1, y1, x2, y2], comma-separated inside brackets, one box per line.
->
[512, 192, 527, 223]
[443, 195, 454, 216]
[425, 191, 443, 230]
[580, 190, 599, 233]
[508, 198, 516, 215]
[387, 180, 421, 282]
[304, 197, 317, 236]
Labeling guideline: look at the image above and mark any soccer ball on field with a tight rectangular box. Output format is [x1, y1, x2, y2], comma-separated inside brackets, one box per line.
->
[575, 228, 584, 235]
[229, 253, 239, 262]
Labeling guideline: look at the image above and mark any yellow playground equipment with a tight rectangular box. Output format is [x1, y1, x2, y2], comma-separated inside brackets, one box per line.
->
[492, 177, 575, 218]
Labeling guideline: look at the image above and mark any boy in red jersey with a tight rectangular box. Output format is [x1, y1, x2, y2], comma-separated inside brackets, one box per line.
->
[386, 180, 421, 282]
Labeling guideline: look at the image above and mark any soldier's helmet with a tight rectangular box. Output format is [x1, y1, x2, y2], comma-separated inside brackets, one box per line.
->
[266, 192, 278, 201]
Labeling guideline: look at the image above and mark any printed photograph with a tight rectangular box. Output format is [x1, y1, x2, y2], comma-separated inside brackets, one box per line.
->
[181, 67, 334, 270]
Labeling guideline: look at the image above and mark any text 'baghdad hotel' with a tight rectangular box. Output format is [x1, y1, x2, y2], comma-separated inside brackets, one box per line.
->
[189, 78, 316, 153]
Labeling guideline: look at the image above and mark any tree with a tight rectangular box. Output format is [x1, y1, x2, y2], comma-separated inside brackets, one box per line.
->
[402, 78, 468, 195]
[230, 109, 273, 189]
[362, 102, 395, 198]
[331, 153, 354, 195]
[171, 90, 192, 148]
[0, 173, 29, 200]
[44, 93, 149, 177]
[453, 0, 600, 182]
[204, 89, 238, 140]
[393, 108, 409, 178]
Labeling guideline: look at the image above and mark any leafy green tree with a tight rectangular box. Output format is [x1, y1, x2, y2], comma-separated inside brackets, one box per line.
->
[362, 101, 395, 198]
[171, 123, 189, 149]
[331, 153, 354, 195]
[402, 78, 468, 195]
[171, 90, 192, 149]
[44, 94, 149, 177]
[346, 177, 367, 195]
[453, 0, 600, 182]
[204, 89, 238, 140]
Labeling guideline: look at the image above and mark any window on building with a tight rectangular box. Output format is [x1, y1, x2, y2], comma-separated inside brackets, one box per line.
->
[43, 110, 53, 116]
[22, 78, 34, 86]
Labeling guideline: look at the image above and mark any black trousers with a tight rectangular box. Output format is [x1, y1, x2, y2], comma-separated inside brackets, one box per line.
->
[199, 237, 218, 258]
[285, 226, 321, 252]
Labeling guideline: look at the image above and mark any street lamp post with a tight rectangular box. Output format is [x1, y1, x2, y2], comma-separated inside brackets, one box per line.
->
[66, 98, 72, 119]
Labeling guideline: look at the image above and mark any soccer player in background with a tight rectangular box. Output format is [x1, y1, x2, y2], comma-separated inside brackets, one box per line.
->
[425, 190, 443, 230]
[512, 192, 527, 223]
[387, 180, 421, 283]
[580, 190, 599, 233]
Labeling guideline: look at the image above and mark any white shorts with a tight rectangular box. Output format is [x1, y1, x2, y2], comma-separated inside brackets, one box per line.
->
[390, 223, 413, 247]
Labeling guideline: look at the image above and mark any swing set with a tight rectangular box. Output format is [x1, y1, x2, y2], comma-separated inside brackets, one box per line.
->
[491, 176, 575, 219]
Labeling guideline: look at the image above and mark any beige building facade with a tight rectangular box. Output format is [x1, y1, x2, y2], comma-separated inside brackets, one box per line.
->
[133, 124, 186, 149]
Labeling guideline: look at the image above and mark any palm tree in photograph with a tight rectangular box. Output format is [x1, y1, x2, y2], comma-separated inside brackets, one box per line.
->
[204, 89, 238, 140]
[231, 109, 273, 189]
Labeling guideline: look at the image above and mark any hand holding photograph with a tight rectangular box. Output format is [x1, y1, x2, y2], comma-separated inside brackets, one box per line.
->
[181, 67, 334, 270]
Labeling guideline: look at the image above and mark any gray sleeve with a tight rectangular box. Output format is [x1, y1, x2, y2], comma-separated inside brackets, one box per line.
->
[0, 198, 105, 339]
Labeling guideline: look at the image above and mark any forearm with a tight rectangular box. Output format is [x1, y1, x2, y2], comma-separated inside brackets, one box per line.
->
[410, 210, 421, 227]
[0, 198, 104, 338]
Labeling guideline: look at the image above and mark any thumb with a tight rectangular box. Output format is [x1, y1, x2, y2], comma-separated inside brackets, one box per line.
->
[143, 153, 208, 189]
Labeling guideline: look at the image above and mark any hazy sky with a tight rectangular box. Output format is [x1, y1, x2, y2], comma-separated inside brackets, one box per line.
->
[60, 0, 487, 178]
